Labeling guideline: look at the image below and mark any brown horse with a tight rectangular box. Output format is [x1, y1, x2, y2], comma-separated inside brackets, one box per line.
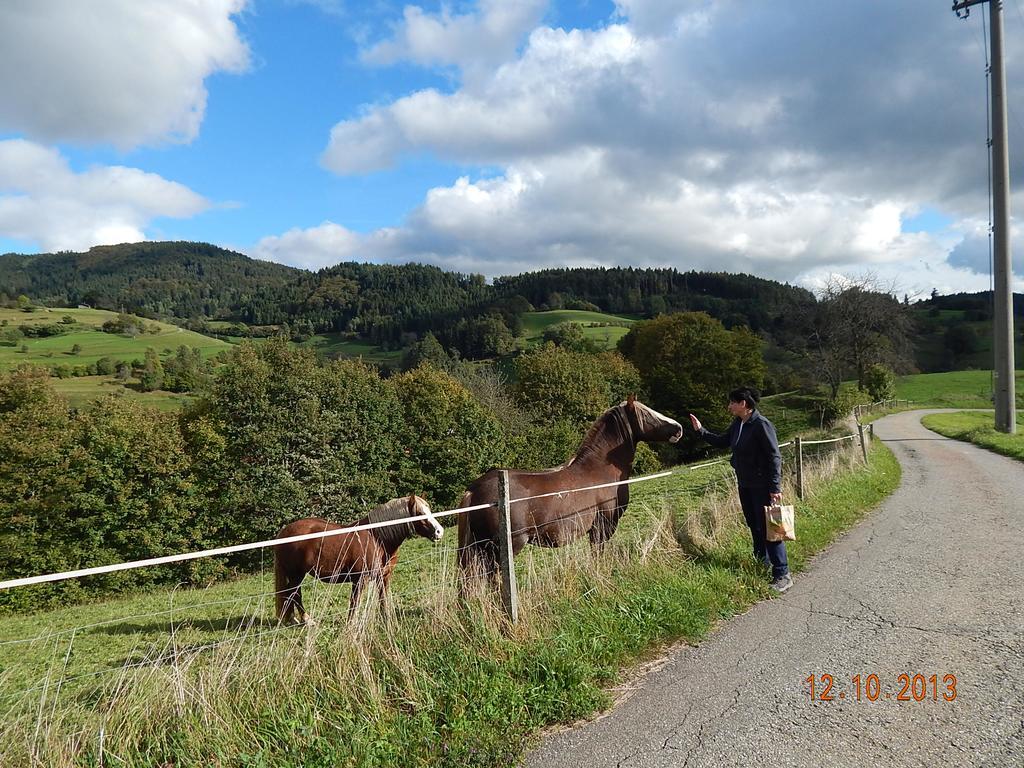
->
[457, 397, 683, 584]
[274, 495, 443, 624]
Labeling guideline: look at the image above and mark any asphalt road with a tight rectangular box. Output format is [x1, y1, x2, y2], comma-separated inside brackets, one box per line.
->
[523, 410, 1024, 768]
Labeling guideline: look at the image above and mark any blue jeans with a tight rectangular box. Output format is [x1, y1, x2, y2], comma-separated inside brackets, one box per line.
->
[738, 485, 789, 580]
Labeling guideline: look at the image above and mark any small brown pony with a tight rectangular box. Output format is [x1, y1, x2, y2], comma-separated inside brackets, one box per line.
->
[274, 495, 443, 623]
[457, 397, 683, 585]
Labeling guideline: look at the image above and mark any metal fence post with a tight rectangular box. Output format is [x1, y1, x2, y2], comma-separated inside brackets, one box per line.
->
[857, 424, 868, 464]
[497, 470, 519, 623]
[795, 436, 804, 500]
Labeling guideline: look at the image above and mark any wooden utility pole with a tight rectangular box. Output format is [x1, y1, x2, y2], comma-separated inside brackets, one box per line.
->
[954, 0, 1017, 433]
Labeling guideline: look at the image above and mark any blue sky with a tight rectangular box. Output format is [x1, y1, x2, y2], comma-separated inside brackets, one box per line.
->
[1, 0, 1023, 296]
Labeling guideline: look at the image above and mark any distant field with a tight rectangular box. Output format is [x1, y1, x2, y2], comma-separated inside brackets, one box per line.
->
[48, 376, 195, 411]
[0, 307, 230, 372]
[298, 334, 404, 364]
[0, 307, 230, 409]
[521, 310, 637, 350]
[894, 369, 1024, 408]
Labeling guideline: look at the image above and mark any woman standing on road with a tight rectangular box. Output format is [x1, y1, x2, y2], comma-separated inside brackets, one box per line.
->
[689, 387, 792, 593]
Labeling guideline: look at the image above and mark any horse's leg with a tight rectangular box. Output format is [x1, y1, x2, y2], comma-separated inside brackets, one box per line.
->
[589, 505, 621, 552]
[381, 553, 398, 605]
[588, 511, 611, 551]
[348, 576, 363, 621]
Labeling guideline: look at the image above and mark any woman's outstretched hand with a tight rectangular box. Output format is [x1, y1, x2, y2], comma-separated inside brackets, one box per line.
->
[688, 413, 702, 432]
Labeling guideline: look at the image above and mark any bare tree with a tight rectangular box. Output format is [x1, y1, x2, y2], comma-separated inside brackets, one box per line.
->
[806, 274, 915, 398]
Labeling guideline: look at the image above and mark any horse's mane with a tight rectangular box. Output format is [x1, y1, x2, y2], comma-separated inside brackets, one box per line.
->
[367, 497, 414, 550]
[568, 403, 633, 465]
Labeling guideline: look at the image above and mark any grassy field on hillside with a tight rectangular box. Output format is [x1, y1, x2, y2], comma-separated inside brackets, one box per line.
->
[0, 307, 231, 409]
[893, 369, 1024, 408]
[921, 410, 1024, 462]
[298, 334, 404, 364]
[521, 310, 637, 350]
[0, 307, 230, 370]
[0, 437, 898, 767]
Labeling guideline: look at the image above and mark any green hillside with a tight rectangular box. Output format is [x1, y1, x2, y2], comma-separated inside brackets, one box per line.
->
[0, 307, 230, 372]
[521, 309, 636, 350]
[0, 306, 232, 407]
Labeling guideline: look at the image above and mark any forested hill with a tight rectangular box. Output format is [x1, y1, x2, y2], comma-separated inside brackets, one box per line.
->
[0, 242, 304, 319]
[1, 241, 814, 348]
[495, 268, 814, 333]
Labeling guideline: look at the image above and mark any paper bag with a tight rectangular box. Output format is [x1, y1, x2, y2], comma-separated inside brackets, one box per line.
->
[765, 503, 795, 542]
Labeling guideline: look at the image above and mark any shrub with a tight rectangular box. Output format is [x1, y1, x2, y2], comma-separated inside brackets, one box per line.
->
[863, 363, 896, 402]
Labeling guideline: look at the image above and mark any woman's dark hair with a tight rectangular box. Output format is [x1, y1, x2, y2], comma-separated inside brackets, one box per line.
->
[728, 387, 761, 409]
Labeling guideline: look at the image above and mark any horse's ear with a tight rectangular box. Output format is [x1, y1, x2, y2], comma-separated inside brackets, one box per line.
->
[408, 494, 416, 512]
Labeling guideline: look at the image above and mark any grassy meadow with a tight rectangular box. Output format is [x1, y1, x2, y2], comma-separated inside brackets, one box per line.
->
[0, 307, 232, 409]
[520, 310, 636, 350]
[893, 369, 1024, 409]
[0, 436, 898, 767]
[921, 410, 1024, 462]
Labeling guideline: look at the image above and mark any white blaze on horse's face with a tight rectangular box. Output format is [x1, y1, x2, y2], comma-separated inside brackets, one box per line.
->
[626, 400, 685, 443]
[417, 496, 444, 541]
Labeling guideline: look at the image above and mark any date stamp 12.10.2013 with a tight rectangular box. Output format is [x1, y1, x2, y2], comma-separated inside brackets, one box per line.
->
[804, 673, 958, 702]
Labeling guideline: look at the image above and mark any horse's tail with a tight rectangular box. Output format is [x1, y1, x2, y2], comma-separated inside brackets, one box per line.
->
[456, 490, 475, 572]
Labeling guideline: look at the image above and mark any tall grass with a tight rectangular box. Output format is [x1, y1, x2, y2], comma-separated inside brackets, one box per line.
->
[0, 439, 898, 767]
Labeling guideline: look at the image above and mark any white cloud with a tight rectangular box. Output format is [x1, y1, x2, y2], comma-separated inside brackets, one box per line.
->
[0, 140, 209, 252]
[324, 24, 650, 173]
[312, 1, 1024, 289]
[252, 221, 363, 270]
[0, 0, 250, 148]
[362, 0, 547, 84]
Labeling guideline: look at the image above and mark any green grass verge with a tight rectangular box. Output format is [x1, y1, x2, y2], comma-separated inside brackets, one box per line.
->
[0, 441, 899, 767]
[921, 411, 1024, 462]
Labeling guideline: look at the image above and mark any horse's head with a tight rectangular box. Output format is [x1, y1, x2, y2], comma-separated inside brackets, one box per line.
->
[407, 494, 444, 542]
[623, 395, 684, 444]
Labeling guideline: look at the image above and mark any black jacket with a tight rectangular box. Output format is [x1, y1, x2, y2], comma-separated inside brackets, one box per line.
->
[698, 410, 781, 493]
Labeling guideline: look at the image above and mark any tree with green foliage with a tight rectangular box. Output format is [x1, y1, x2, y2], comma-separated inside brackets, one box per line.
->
[401, 331, 451, 372]
[541, 322, 590, 352]
[391, 364, 505, 507]
[16, 294, 32, 311]
[138, 347, 164, 391]
[184, 339, 406, 549]
[95, 357, 117, 375]
[0, 372, 204, 611]
[863, 364, 897, 402]
[162, 345, 210, 392]
[618, 312, 765, 438]
[513, 344, 613, 427]
[944, 323, 980, 368]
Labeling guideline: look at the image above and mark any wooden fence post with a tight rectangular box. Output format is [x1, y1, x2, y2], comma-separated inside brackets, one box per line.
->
[795, 436, 804, 500]
[496, 470, 519, 623]
[857, 424, 868, 464]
